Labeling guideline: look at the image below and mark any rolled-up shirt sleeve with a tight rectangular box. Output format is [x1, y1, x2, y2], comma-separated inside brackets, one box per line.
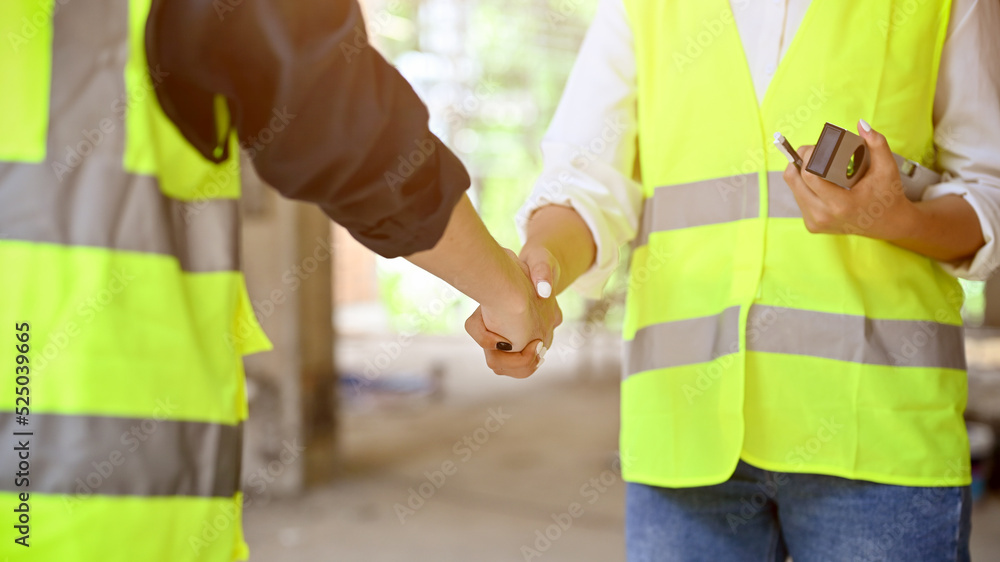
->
[926, 0, 1000, 280]
[515, 0, 643, 299]
[146, 0, 470, 258]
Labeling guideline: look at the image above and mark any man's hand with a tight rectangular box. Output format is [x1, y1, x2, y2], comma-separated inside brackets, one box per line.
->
[465, 248, 562, 379]
[783, 120, 920, 239]
[464, 204, 594, 379]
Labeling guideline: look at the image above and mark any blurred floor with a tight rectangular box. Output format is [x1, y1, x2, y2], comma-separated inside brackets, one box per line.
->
[244, 332, 1000, 561]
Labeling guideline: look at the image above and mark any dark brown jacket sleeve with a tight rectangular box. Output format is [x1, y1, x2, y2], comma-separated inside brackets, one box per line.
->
[146, 0, 470, 257]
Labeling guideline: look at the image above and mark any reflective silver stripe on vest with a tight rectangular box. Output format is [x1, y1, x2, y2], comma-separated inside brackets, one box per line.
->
[625, 307, 741, 378]
[624, 305, 965, 379]
[747, 305, 966, 370]
[0, 0, 239, 273]
[0, 412, 242, 497]
[767, 171, 803, 219]
[0, 164, 239, 273]
[635, 175, 759, 247]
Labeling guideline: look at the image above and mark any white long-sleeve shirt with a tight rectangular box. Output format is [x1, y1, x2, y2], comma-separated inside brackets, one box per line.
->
[517, 0, 1000, 298]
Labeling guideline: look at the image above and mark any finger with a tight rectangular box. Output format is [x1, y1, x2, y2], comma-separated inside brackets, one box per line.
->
[796, 144, 854, 203]
[857, 119, 895, 175]
[792, 145, 821, 197]
[484, 341, 546, 378]
[784, 149, 824, 207]
[465, 307, 512, 351]
[784, 170, 822, 224]
[528, 258, 554, 299]
[522, 246, 560, 299]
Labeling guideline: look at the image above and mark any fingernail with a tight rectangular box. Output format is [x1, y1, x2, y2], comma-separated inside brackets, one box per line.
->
[496, 342, 513, 351]
[859, 119, 872, 133]
[537, 357, 546, 368]
[536, 342, 548, 359]
[536, 281, 552, 299]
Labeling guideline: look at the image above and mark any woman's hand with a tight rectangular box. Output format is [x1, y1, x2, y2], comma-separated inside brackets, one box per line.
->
[783, 120, 984, 263]
[783, 120, 919, 239]
[464, 204, 594, 379]
[465, 248, 562, 379]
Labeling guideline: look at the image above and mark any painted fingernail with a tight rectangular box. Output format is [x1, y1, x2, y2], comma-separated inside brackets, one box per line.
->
[537, 357, 546, 368]
[496, 342, 513, 351]
[536, 281, 553, 299]
[859, 119, 872, 133]
[536, 343, 548, 359]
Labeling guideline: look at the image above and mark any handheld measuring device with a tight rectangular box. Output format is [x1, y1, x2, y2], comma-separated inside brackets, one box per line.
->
[774, 123, 941, 201]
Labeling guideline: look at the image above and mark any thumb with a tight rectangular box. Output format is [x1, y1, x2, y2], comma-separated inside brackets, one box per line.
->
[858, 119, 895, 174]
[466, 306, 515, 352]
[526, 252, 555, 299]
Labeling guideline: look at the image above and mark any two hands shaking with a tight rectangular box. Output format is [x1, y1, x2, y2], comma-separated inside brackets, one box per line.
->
[407, 197, 596, 379]
[460, 202, 598, 379]
[465, 245, 563, 379]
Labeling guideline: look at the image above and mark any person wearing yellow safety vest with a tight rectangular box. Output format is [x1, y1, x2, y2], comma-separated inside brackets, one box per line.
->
[467, 0, 1000, 559]
[0, 0, 558, 560]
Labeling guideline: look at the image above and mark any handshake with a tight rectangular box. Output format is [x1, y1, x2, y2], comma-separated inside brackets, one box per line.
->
[464, 245, 563, 379]
[408, 197, 592, 378]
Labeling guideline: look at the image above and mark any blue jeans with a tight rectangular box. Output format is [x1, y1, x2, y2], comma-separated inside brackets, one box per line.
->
[625, 461, 971, 562]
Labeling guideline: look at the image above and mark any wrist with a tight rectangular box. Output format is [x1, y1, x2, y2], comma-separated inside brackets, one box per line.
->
[886, 199, 923, 241]
[481, 248, 531, 314]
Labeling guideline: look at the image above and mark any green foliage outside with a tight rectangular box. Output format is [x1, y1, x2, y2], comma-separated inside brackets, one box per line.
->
[370, 0, 599, 333]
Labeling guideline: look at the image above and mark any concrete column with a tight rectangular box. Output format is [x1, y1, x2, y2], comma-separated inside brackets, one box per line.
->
[985, 277, 1000, 328]
[294, 204, 339, 486]
[240, 160, 338, 500]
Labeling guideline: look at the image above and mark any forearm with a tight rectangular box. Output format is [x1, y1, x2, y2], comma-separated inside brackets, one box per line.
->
[521, 205, 597, 296]
[406, 195, 526, 311]
[891, 194, 985, 263]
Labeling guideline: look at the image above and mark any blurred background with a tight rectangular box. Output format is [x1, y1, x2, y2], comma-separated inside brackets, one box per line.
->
[233, 0, 1000, 559]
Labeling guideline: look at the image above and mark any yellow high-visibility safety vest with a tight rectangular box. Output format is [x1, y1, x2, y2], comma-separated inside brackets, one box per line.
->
[0, 0, 271, 560]
[621, 0, 970, 488]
